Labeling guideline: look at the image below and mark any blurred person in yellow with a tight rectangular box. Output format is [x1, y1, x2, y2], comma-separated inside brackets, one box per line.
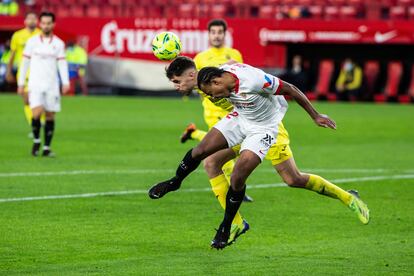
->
[335, 58, 362, 101]
[0, 0, 19, 16]
[6, 11, 41, 127]
[66, 41, 88, 96]
[179, 19, 254, 205]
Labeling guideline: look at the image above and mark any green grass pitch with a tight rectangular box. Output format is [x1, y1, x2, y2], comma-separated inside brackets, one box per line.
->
[0, 94, 413, 275]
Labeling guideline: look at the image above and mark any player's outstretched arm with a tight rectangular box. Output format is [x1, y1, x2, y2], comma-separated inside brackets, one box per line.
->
[279, 80, 337, 130]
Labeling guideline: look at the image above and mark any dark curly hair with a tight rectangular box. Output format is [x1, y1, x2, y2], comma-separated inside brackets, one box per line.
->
[165, 56, 196, 79]
[197, 67, 225, 89]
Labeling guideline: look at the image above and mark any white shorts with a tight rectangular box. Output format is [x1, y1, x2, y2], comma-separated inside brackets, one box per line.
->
[29, 89, 61, 112]
[213, 112, 279, 161]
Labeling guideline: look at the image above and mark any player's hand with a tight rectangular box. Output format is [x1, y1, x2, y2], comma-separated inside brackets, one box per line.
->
[314, 114, 336, 130]
[62, 85, 70, 95]
[17, 86, 25, 96]
[6, 72, 16, 83]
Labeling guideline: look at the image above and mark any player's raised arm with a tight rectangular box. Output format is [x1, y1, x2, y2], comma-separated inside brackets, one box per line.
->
[278, 80, 337, 130]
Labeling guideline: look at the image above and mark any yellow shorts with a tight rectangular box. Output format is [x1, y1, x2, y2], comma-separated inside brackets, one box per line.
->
[204, 109, 229, 129]
[232, 122, 293, 166]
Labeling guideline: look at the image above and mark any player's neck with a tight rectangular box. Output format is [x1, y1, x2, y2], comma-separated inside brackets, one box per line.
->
[224, 72, 237, 92]
[26, 27, 36, 33]
[42, 32, 53, 38]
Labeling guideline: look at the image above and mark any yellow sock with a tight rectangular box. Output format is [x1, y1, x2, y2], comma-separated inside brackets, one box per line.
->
[222, 159, 235, 184]
[306, 174, 352, 205]
[40, 113, 46, 124]
[24, 105, 32, 125]
[210, 174, 244, 226]
[190, 129, 207, 141]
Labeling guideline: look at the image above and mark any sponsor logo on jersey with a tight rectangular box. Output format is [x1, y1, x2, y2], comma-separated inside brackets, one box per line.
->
[262, 74, 273, 89]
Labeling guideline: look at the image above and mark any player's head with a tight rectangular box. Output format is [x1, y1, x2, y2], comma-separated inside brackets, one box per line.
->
[207, 19, 227, 48]
[197, 67, 231, 98]
[24, 11, 38, 30]
[39, 12, 55, 35]
[165, 56, 197, 95]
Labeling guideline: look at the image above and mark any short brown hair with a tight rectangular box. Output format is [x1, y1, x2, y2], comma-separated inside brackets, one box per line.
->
[207, 19, 227, 32]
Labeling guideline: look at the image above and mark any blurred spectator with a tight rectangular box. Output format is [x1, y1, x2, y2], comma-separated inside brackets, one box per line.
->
[282, 55, 308, 92]
[66, 41, 88, 95]
[335, 58, 362, 101]
[0, 40, 16, 89]
[0, 0, 19, 16]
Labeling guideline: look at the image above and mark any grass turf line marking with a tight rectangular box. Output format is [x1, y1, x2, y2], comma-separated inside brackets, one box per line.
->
[0, 174, 413, 203]
[0, 168, 411, 178]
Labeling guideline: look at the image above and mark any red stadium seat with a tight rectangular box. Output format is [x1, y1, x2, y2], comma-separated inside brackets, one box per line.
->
[102, 6, 115, 17]
[309, 5, 323, 18]
[329, 0, 346, 6]
[324, 6, 339, 19]
[398, 64, 414, 103]
[389, 6, 407, 19]
[211, 4, 227, 17]
[56, 6, 70, 18]
[363, 60, 380, 96]
[178, 4, 194, 18]
[71, 5, 85, 17]
[339, 5, 357, 18]
[298, 0, 312, 6]
[134, 6, 147, 17]
[375, 61, 403, 102]
[195, 4, 210, 17]
[259, 5, 274, 18]
[397, 0, 413, 7]
[86, 5, 100, 17]
[314, 59, 335, 100]
[408, 6, 414, 18]
[108, 0, 122, 5]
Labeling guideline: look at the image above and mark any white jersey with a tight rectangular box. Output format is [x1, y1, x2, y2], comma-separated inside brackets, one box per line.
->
[220, 63, 288, 126]
[20, 34, 69, 92]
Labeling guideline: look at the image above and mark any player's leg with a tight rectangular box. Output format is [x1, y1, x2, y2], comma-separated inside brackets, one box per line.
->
[148, 128, 229, 199]
[180, 123, 207, 143]
[274, 157, 369, 224]
[211, 149, 261, 249]
[203, 148, 250, 243]
[30, 105, 44, 156]
[42, 111, 55, 157]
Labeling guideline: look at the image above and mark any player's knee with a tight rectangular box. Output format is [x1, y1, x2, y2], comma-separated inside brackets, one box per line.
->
[203, 157, 221, 176]
[192, 145, 209, 160]
[284, 173, 307, 187]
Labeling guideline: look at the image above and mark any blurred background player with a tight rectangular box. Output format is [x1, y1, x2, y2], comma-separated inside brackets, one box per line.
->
[66, 41, 88, 96]
[179, 18, 253, 203]
[17, 11, 70, 157]
[6, 11, 41, 130]
[335, 58, 362, 101]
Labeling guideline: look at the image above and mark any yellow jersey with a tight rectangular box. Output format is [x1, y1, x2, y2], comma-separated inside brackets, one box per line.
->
[194, 47, 243, 127]
[10, 27, 41, 75]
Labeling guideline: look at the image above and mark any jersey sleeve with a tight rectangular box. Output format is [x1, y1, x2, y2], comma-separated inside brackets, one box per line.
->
[22, 38, 33, 58]
[10, 32, 18, 52]
[57, 41, 66, 60]
[251, 67, 283, 95]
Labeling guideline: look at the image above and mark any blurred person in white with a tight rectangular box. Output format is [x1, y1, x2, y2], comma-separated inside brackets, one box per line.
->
[18, 11, 69, 157]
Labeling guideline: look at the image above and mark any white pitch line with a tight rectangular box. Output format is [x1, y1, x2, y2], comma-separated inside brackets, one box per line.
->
[0, 174, 413, 204]
[0, 168, 411, 178]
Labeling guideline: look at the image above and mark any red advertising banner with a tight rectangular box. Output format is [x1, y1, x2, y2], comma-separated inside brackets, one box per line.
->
[2, 17, 414, 67]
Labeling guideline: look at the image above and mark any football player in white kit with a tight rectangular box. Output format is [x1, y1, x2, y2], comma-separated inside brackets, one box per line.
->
[17, 12, 69, 157]
[148, 62, 368, 250]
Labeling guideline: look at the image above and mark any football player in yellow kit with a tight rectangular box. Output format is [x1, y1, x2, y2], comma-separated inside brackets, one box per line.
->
[6, 12, 41, 128]
[180, 19, 254, 203]
[159, 56, 369, 246]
